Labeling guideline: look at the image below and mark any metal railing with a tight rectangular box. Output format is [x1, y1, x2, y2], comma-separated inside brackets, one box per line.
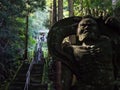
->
[24, 39, 44, 90]
[24, 58, 35, 90]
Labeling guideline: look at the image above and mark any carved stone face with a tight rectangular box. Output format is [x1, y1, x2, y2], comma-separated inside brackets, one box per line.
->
[77, 18, 99, 42]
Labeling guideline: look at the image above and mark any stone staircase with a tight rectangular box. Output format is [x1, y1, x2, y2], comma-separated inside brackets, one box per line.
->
[8, 62, 47, 90]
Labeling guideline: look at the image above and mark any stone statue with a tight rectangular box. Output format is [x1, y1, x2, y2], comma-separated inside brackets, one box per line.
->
[47, 15, 120, 90]
[63, 16, 115, 90]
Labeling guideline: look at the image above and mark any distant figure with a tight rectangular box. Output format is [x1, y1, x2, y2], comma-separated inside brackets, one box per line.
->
[40, 34, 45, 42]
[34, 39, 44, 64]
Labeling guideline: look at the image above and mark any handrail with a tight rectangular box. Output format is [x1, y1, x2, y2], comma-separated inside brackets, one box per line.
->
[5, 62, 23, 90]
[24, 58, 35, 90]
[24, 39, 43, 90]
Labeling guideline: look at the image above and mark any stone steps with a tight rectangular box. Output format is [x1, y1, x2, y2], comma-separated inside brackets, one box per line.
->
[8, 62, 47, 90]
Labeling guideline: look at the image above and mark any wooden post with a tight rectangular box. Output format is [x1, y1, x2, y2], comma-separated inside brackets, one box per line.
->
[56, 61, 62, 90]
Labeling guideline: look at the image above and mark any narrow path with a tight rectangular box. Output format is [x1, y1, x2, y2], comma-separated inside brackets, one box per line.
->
[8, 40, 47, 90]
[8, 62, 47, 90]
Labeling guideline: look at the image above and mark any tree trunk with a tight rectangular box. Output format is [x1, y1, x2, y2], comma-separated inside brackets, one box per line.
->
[49, 3, 53, 27]
[24, 13, 29, 60]
[68, 0, 75, 44]
[58, 0, 63, 20]
[56, 0, 63, 90]
[68, 0, 74, 17]
[52, 0, 57, 25]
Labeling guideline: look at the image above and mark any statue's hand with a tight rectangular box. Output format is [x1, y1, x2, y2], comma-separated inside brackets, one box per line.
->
[88, 45, 101, 55]
[105, 16, 118, 25]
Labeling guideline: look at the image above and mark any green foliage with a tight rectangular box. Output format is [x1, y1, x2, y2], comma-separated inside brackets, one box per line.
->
[0, 0, 26, 22]
[73, 0, 113, 16]
[0, 0, 46, 85]
[115, 0, 120, 8]
[28, 10, 49, 60]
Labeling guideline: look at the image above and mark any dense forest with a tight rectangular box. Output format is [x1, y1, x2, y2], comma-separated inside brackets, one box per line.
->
[0, 0, 120, 90]
[0, 0, 46, 87]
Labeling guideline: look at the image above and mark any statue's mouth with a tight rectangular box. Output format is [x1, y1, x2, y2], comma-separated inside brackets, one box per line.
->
[83, 29, 94, 34]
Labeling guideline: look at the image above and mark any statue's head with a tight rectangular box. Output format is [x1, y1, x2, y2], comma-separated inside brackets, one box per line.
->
[77, 16, 99, 42]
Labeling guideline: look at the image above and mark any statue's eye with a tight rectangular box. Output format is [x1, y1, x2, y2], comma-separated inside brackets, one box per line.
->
[80, 29, 84, 34]
[80, 24, 86, 27]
